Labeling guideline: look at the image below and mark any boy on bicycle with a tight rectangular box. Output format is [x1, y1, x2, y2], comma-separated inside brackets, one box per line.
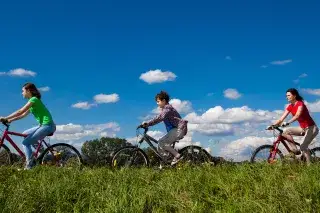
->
[142, 91, 188, 165]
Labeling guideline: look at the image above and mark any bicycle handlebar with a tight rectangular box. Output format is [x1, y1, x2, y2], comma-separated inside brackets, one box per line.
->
[137, 125, 148, 133]
[266, 125, 283, 134]
[0, 119, 10, 128]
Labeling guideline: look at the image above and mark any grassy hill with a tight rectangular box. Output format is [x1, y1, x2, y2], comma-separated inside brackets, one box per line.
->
[0, 163, 319, 212]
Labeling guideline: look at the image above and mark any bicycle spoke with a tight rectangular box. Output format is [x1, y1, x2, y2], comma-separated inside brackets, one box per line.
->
[40, 143, 82, 169]
[112, 147, 148, 168]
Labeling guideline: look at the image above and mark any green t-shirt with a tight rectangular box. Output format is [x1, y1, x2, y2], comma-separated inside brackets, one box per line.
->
[28, 97, 53, 125]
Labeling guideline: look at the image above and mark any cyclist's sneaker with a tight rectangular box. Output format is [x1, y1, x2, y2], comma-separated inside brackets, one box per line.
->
[24, 158, 36, 170]
[171, 156, 184, 166]
[268, 159, 278, 164]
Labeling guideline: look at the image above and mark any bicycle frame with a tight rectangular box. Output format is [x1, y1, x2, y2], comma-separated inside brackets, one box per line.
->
[268, 128, 301, 161]
[138, 128, 178, 162]
[0, 125, 50, 159]
[141, 133, 167, 161]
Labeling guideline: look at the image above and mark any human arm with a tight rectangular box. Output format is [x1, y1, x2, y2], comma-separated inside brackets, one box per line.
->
[144, 107, 169, 127]
[7, 111, 30, 123]
[2, 102, 33, 121]
[273, 105, 291, 126]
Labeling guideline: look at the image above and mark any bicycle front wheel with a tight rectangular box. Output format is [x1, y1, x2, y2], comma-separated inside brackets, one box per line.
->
[0, 144, 11, 166]
[250, 145, 284, 163]
[39, 143, 83, 169]
[111, 146, 149, 168]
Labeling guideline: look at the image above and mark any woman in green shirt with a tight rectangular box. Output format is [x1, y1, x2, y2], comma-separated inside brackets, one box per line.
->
[0, 83, 56, 169]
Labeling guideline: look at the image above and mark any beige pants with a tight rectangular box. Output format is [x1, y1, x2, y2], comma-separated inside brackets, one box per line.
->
[284, 125, 319, 151]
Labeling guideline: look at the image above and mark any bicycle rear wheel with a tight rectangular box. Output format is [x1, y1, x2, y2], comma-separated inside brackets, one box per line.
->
[0, 144, 11, 166]
[250, 145, 284, 163]
[111, 146, 149, 168]
[39, 143, 83, 170]
[178, 145, 213, 166]
[310, 147, 320, 163]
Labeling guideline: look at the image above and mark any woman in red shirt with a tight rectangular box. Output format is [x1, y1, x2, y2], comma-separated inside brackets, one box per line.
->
[273, 88, 319, 165]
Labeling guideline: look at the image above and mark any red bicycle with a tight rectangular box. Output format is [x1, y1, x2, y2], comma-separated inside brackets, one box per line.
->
[0, 120, 83, 169]
[250, 125, 320, 164]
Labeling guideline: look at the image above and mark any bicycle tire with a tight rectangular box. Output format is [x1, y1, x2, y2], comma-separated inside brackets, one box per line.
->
[111, 146, 149, 168]
[38, 143, 83, 169]
[0, 144, 11, 166]
[310, 147, 320, 163]
[250, 144, 284, 163]
[178, 145, 213, 165]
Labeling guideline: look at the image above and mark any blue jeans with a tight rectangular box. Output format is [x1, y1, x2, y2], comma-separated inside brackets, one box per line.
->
[22, 123, 56, 163]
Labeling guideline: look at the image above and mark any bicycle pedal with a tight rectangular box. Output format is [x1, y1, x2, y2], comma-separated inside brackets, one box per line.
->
[268, 159, 277, 164]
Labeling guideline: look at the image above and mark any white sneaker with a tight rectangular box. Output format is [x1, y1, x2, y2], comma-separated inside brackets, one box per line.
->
[171, 156, 184, 166]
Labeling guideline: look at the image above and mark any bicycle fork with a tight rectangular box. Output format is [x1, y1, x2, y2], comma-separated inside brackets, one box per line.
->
[126, 148, 140, 166]
[268, 142, 280, 163]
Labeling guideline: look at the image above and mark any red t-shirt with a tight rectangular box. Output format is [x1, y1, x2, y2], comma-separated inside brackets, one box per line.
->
[286, 101, 315, 128]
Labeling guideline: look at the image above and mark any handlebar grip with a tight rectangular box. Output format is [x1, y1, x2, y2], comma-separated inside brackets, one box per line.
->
[0, 119, 10, 127]
[137, 124, 148, 132]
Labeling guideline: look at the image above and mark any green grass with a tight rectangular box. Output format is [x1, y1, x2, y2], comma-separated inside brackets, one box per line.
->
[0, 163, 320, 213]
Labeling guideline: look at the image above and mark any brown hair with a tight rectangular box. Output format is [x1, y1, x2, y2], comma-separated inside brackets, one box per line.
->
[23, 83, 41, 99]
[286, 88, 303, 101]
[155, 91, 170, 103]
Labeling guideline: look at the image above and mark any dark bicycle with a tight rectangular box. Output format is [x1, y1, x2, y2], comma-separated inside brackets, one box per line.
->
[111, 125, 213, 168]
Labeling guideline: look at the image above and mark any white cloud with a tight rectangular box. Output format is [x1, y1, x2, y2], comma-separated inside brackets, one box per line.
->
[225, 56, 232, 60]
[224, 88, 242, 100]
[0, 68, 36, 77]
[148, 130, 165, 140]
[188, 123, 234, 136]
[100, 132, 109, 137]
[138, 114, 155, 122]
[270, 59, 292, 65]
[261, 65, 268, 68]
[71, 102, 96, 110]
[185, 106, 282, 125]
[301, 88, 320, 96]
[56, 123, 84, 134]
[38, 86, 50, 92]
[72, 93, 119, 110]
[126, 137, 138, 144]
[53, 122, 120, 141]
[204, 147, 211, 154]
[139, 69, 177, 84]
[219, 136, 274, 161]
[184, 106, 283, 136]
[305, 100, 320, 112]
[293, 73, 307, 84]
[169, 99, 193, 114]
[299, 73, 308, 78]
[94, 93, 120, 103]
[126, 130, 164, 145]
[175, 132, 201, 150]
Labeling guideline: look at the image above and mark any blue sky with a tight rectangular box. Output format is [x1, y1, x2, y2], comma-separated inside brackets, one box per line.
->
[1, 0, 320, 160]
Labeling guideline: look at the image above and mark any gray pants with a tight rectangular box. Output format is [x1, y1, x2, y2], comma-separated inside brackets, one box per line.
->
[158, 128, 180, 158]
[284, 125, 319, 151]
